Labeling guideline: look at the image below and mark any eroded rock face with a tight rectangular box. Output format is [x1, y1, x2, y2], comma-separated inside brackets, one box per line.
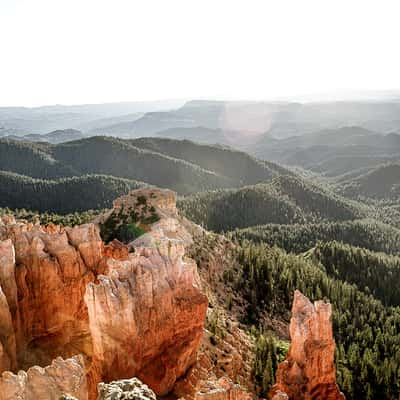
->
[271, 391, 288, 400]
[0, 189, 208, 399]
[83, 189, 208, 396]
[194, 377, 253, 400]
[0, 285, 16, 374]
[0, 223, 102, 368]
[102, 239, 129, 261]
[0, 239, 17, 373]
[174, 322, 255, 400]
[270, 290, 345, 400]
[97, 377, 156, 400]
[85, 234, 208, 395]
[0, 355, 87, 400]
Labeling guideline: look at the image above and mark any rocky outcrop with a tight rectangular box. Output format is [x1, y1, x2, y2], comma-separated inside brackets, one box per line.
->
[270, 290, 345, 400]
[97, 377, 156, 400]
[0, 285, 16, 374]
[174, 317, 255, 400]
[0, 239, 17, 373]
[112, 188, 177, 216]
[0, 355, 87, 400]
[102, 239, 129, 260]
[0, 188, 208, 399]
[85, 226, 208, 395]
[0, 223, 102, 368]
[194, 377, 253, 400]
[271, 391, 288, 400]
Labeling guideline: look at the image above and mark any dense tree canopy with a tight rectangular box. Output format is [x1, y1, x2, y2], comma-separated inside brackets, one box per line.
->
[0, 171, 142, 213]
[230, 218, 400, 255]
[179, 176, 366, 231]
[223, 241, 400, 400]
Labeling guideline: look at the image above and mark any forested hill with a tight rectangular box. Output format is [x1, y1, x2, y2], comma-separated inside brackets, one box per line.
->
[178, 175, 366, 231]
[0, 139, 77, 178]
[307, 241, 400, 306]
[130, 137, 290, 185]
[0, 136, 288, 195]
[339, 163, 400, 200]
[215, 238, 400, 400]
[52, 136, 237, 193]
[0, 171, 143, 213]
[229, 218, 400, 255]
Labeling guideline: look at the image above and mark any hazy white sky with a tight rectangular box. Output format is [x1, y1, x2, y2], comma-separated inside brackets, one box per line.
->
[1, 0, 400, 107]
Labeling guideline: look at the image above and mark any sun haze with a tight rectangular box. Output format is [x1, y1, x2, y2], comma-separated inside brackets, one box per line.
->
[1, 0, 400, 106]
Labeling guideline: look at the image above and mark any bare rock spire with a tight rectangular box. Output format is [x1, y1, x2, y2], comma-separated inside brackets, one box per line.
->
[270, 290, 345, 400]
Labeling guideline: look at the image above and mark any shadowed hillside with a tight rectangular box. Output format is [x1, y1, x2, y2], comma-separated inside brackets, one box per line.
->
[179, 175, 365, 231]
[0, 171, 143, 213]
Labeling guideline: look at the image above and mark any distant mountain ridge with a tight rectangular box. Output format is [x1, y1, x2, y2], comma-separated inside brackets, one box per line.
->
[0, 136, 287, 197]
[3, 98, 400, 150]
[249, 126, 400, 178]
[26, 99, 400, 145]
[4, 129, 86, 144]
[0, 100, 184, 135]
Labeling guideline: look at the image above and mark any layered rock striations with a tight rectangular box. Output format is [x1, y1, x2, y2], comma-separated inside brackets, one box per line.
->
[0, 222, 102, 369]
[0, 355, 87, 400]
[270, 290, 345, 400]
[0, 188, 208, 399]
[85, 225, 208, 395]
[0, 239, 17, 373]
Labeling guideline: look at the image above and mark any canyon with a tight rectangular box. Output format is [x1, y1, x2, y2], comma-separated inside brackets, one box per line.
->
[0, 188, 344, 400]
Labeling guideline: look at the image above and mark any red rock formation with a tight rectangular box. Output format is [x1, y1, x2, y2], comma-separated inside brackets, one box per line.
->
[0, 223, 103, 368]
[0, 285, 16, 374]
[0, 355, 87, 400]
[194, 377, 253, 400]
[102, 239, 129, 260]
[0, 239, 17, 373]
[270, 290, 345, 400]
[85, 234, 208, 396]
[0, 189, 209, 399]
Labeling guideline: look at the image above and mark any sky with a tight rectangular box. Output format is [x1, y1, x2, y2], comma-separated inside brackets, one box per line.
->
[1, 0, 400, 107]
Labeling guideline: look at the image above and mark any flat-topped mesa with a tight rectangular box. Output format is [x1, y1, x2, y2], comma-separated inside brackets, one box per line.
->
[97, 187, 196, 248]
[270, 290, 345, 400]
[113, 187, 177, 217]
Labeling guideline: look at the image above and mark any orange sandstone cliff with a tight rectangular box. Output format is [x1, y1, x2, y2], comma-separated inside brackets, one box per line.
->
[270, 290, 345, 400]
[0, 189, 208, 399]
